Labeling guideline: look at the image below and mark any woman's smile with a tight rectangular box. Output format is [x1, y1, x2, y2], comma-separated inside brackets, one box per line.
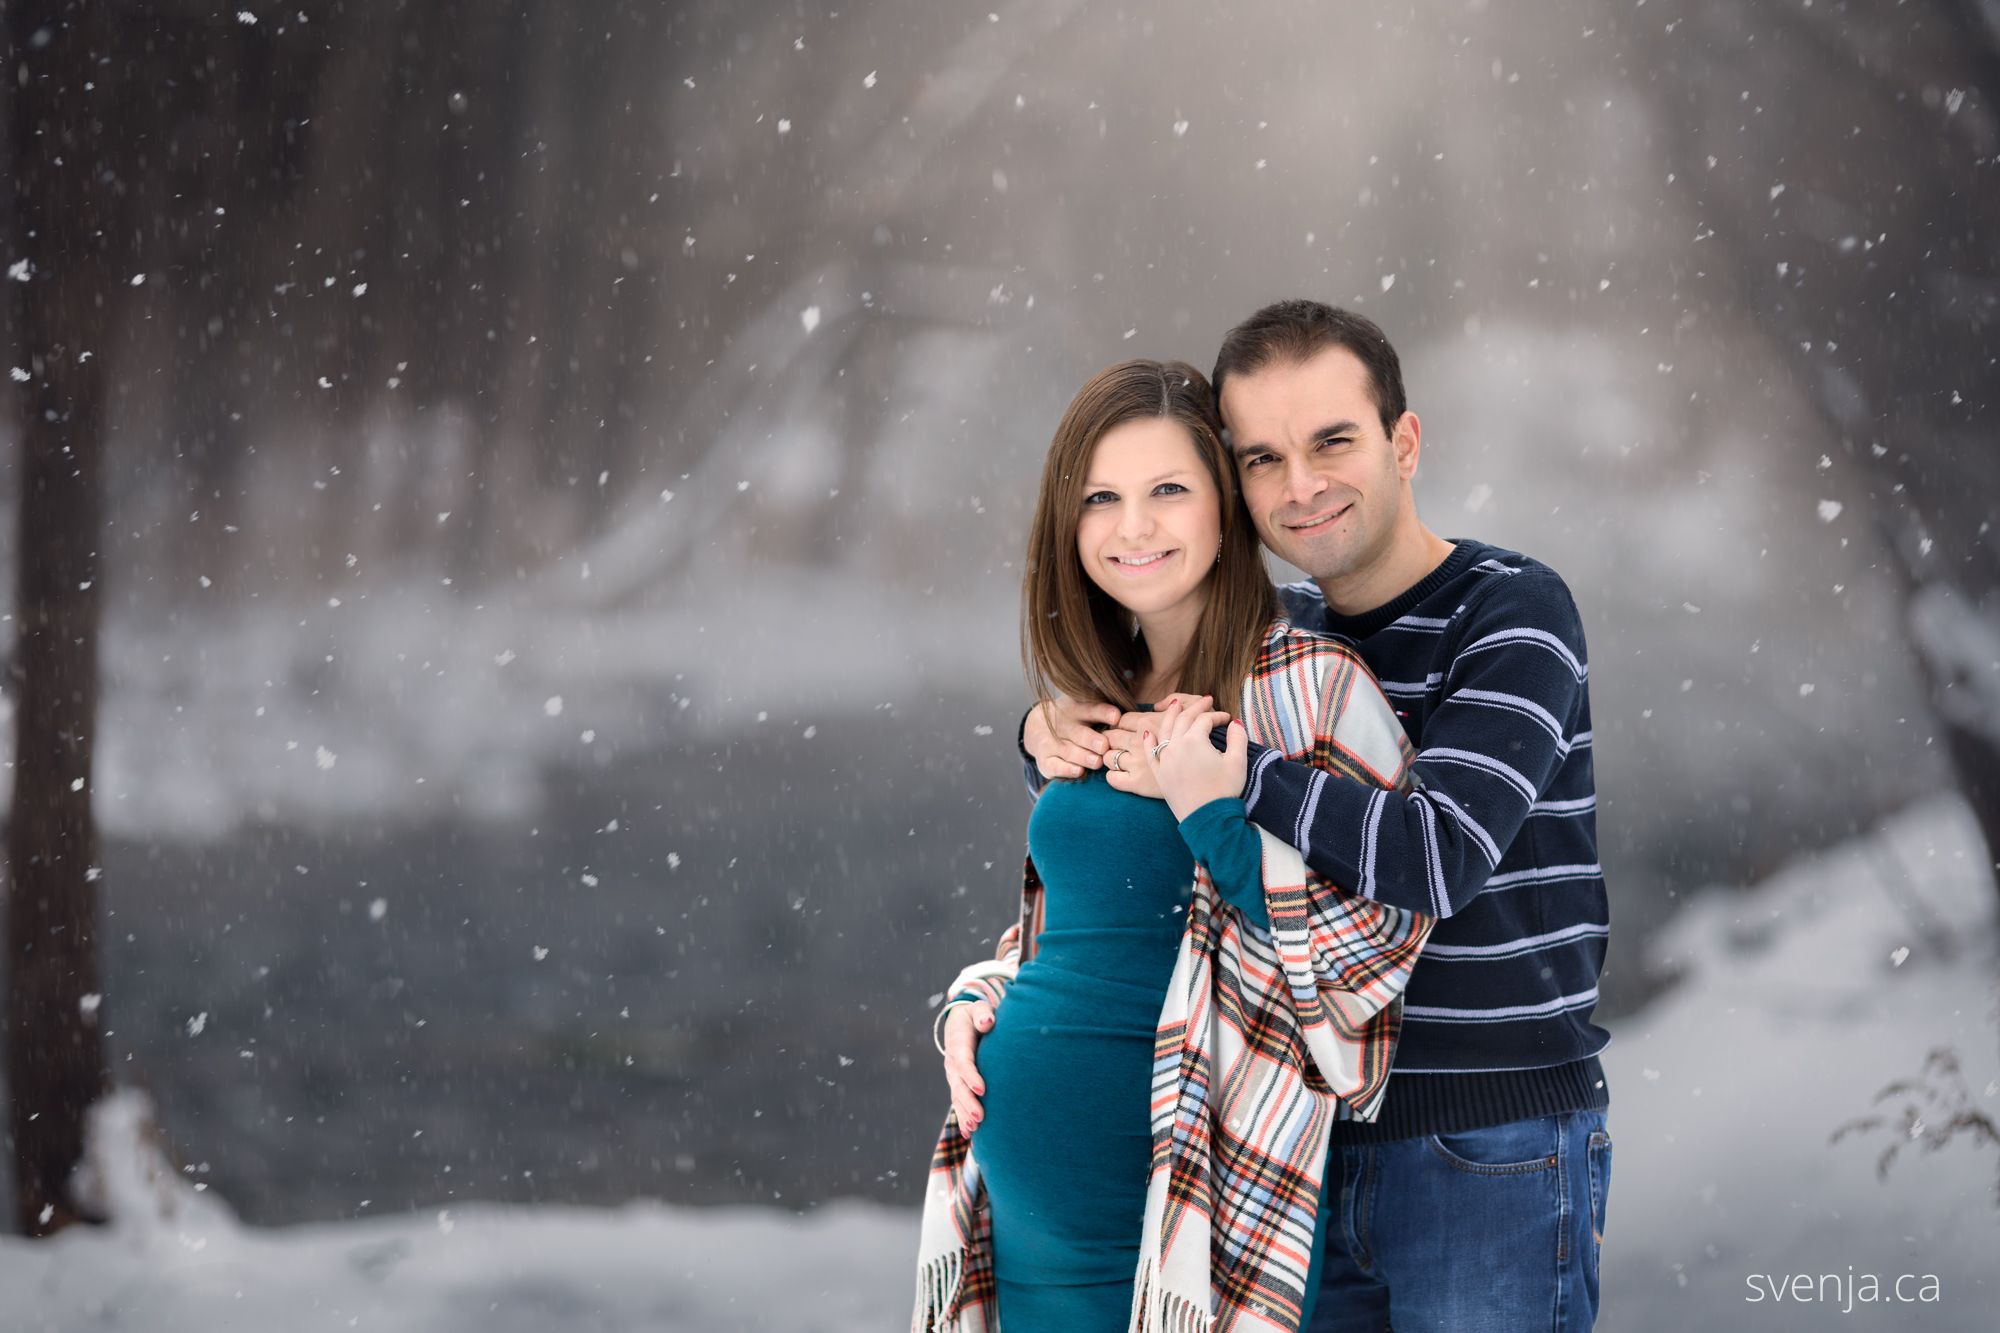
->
[1106, 548, 1180, 574]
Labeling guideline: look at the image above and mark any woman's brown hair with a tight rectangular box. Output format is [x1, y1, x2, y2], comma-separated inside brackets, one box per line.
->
[1023, 359, 1275, 715]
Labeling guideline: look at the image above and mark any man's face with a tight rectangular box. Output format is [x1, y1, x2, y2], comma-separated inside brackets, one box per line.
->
[1220, 346, 1416, 585]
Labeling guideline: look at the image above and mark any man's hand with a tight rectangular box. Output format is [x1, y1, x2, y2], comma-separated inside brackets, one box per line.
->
[1134, 706, 1248, 821]
[941, 1001, 995, 1136]
[1024, 695, 1122, 780]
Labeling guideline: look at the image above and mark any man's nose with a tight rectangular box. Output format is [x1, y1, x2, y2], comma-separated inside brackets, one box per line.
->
[1282, 457, 1327, 506]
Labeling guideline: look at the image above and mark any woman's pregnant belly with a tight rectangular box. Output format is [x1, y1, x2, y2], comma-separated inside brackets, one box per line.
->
[971, 954, 1164, 1283]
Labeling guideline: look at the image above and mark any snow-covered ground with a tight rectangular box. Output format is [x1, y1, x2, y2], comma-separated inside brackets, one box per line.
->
[4, 796, 1994, 1330]
[4, 1096, 918, 1333]
[1597, 794, 1998, 1330]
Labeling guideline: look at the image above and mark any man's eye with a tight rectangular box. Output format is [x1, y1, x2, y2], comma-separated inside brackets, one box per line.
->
[1318, 437, 1352, 450]
[1243, 454, 1273, 469]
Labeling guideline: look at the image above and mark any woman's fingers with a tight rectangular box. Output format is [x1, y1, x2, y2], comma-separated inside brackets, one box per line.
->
[1164, 703, 1205, 742]
[942, 1003, 991, 1135]
[1193, 710, 1233, 740]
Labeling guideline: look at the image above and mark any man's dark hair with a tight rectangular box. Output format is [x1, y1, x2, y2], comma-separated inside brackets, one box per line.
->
[1211, 300, 1407, 438]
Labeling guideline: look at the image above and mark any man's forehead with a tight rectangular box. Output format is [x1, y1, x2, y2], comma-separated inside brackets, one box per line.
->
[1220, 346, 1373, 428]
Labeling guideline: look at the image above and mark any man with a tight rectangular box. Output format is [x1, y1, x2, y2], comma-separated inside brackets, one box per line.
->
[942, 301, 1612, 1330]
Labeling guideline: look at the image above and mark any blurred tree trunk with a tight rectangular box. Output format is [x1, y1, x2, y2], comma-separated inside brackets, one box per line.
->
[5, 1, 121, 1235]
[1642, 0, 2000, 893]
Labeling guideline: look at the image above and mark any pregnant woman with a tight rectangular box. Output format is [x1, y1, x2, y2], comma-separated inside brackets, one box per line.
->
[912, 359, 1434, 1333]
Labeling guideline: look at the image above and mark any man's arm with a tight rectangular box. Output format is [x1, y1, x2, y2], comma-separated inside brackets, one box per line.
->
[1242, 574, 1590, 919]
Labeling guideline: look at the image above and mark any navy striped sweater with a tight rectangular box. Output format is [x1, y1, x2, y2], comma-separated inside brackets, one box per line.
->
[1250, 540, 1609, 1141]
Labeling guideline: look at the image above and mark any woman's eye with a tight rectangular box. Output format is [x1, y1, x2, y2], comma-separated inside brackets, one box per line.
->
[1083, 490, 1116, 506]
[1153, 482, 1189, 497]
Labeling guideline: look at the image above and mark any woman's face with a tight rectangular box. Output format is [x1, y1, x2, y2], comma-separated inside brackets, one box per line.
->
[1074, 416, 1222, 623]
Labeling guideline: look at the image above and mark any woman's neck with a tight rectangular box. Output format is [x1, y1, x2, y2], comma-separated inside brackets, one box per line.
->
[1132, 599, 1201, 703]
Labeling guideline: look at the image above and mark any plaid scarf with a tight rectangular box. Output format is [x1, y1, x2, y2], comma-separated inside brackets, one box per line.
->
[913, 621, 1434, 1333]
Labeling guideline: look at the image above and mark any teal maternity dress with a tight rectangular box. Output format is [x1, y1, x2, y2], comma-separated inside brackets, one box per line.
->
[967, 768, 1331, 1330]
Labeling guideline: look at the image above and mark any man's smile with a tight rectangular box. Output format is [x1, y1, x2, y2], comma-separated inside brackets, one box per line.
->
[1283, 503, 1352, 534]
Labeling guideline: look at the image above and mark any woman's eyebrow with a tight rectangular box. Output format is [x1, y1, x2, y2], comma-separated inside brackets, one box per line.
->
[1083, 469, 1196, 489]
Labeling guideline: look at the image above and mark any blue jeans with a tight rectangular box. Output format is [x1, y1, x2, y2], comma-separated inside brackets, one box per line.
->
[1304, 1109, 1612, 1332]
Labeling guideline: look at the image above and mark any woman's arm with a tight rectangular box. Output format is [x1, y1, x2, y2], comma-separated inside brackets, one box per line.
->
[1176, 797, 1270, 931]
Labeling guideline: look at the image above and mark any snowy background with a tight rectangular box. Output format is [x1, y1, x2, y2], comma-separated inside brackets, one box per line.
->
[2, 0, 1996, 1327]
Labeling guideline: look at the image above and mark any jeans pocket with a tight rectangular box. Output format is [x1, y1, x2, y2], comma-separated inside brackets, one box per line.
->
[1426, 1116, 1563, 1176]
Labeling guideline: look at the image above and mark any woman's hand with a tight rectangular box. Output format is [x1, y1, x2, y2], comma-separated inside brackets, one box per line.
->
[1133, 705, 1247, 821]
[940, 1001, 994, 1137]
[1104, 694, 1211, 799]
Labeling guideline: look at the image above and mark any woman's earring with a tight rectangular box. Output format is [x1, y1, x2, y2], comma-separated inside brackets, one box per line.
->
[1215, 536, 1223, 566]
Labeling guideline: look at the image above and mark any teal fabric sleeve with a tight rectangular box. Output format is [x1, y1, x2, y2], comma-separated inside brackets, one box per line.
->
[1176, 797, 1270, 931]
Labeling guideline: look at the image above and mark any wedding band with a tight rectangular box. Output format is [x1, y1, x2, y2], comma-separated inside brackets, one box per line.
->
[1150, 738, 1170, 762]
[1108, 748, 1125, 772]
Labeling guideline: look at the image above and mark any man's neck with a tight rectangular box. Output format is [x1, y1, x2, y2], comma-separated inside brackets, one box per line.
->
[1315, 526, 1457, 618]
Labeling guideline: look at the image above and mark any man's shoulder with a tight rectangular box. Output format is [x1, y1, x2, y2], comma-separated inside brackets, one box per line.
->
[1450, 539, 1568, 588]
[1447, 540, 1582, 625]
